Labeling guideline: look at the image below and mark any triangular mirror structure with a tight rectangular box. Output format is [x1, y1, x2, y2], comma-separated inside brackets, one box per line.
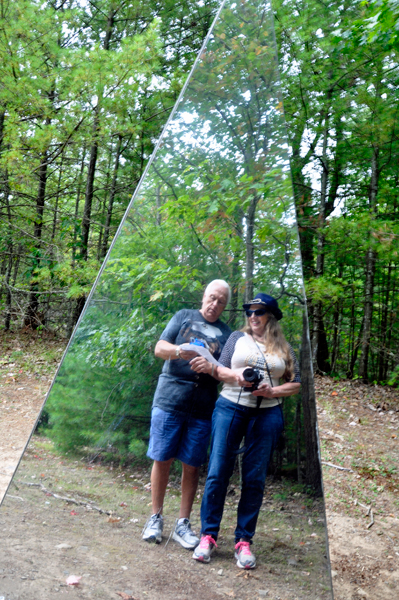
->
[0, 0, 333, 598]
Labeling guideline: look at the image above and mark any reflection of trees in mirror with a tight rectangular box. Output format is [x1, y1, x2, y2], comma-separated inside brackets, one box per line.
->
[44, 0, 309, 480]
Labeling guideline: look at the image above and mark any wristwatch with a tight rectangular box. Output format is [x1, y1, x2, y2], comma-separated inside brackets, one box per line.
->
[175, 346, 181, 358]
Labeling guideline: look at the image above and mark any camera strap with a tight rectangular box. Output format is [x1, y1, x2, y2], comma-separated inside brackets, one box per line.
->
[253, 339, 273, 384]
[253, 338, 285, 450]
[252, 337, 284, 407]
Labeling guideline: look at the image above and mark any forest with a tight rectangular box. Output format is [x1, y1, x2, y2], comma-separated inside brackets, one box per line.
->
[0, 0, 398, 387]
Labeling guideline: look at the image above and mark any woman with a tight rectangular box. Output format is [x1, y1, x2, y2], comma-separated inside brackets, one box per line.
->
[189, 293, 301, 569]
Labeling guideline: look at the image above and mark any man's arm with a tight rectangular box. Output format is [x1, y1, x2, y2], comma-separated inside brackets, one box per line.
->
[154, 340, 198, 362]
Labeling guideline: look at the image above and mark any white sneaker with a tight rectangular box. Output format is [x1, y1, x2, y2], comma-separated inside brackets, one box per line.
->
[172, 518, 200, 549]
[142, 513, 163, 543]
[192, 535, 217, 563]
[234, 541, 256, 569]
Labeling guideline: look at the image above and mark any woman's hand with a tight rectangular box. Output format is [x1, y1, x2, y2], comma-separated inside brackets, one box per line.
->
[189, 356, 213, 375]
[251, 381, 274, 398]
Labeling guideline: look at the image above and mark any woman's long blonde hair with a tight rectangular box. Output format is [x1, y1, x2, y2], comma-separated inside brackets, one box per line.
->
[241, 313, 295, 381]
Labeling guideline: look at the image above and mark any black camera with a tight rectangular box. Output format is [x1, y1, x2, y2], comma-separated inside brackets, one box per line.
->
[242, 367, 264, 392]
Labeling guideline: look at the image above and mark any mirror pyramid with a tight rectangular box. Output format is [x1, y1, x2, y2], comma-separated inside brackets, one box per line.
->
[0, 0, 333, 598]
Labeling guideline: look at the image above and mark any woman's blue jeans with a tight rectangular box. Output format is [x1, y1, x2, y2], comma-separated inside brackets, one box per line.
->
[200, 395, 284, 542]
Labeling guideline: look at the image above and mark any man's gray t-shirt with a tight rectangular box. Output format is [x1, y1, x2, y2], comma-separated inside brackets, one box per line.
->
[152, 309, 231, 420]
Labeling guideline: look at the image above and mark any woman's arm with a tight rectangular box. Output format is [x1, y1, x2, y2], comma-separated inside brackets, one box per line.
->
[189, 356, 244, 384]
[251, 381, 301, 398]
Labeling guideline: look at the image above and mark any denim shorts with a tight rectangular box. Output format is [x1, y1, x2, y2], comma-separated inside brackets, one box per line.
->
[147, 407, 212, 467]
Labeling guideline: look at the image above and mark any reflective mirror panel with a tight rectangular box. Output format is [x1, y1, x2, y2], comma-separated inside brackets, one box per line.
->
[0, 0, 333, 598]
[29, 0, 306, 465]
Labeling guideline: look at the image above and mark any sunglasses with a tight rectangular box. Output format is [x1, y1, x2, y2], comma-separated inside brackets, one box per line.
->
[245, 308, 268, 317]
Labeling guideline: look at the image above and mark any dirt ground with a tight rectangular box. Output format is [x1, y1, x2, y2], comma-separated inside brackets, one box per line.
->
[0, 332, 62, 502]
[0, 372, 50, 501]
[0, 333, 332, 600]
[315, 376, 399, 600]
[1, 332, 399, 599]
[0, 439, 331, 600]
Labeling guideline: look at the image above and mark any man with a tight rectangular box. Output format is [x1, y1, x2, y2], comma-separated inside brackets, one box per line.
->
[142, 280, 231, 549]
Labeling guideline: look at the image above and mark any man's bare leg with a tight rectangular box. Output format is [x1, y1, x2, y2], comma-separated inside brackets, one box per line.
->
[179, 462, 200, 519]
[151, 458, 174, 514]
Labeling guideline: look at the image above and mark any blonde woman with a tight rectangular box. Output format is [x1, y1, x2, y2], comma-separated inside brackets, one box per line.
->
[190, 293, 301, 569]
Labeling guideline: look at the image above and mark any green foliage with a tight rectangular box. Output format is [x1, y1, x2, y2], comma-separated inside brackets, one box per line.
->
[388, 364, 399, 387]
[41, 0, 306, 468]
[355, 0, 399, 49]
[0, 0, 221, 330]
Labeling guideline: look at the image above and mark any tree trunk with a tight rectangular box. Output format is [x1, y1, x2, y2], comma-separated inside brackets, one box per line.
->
[78, 7, 116, 262]
[4, 251, 13, 331]
[301, 309, 322, 495]
[67, 295, 86, 340]
[312, 121, 328, 371]
[358, 248, 377, 381]
[358, 147, 379, 382]
[347, 315, 365, 379]
[330, 299, 341, 373]
[72, 147, 86, 267]
[101, 134, 123, 259]
[244, 194, 259, 303]
[79, 114, 99, 261]
[25, 147, 49, 328]
[295, 395, 302, 484]
[378, 263, 391, 381]
[2, 174, 13, 330]
[51, 159, 64, 242]
[12, 244, 22, 286]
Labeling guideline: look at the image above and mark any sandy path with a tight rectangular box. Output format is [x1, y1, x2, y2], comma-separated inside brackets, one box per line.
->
[0, 373, 50, 502]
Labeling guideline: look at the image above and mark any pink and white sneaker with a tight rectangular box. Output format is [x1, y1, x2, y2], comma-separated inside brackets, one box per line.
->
[234, 541, 256, 569]
[192, 535, 218, 563]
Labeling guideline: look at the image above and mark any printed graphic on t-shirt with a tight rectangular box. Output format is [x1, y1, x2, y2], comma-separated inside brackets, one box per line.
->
[246, 353, 278, 372]
[180, 320, 224, 357]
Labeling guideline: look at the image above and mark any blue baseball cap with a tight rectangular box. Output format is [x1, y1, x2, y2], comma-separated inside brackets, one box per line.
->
[243, 293, 283, 321]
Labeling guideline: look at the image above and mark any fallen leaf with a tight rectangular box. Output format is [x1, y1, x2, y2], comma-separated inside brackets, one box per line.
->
[66, 575, 81, 586]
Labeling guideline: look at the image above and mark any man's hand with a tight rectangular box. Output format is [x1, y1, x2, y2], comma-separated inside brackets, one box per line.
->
[180, 348, 200, 361]
[236, 370, 253, 387]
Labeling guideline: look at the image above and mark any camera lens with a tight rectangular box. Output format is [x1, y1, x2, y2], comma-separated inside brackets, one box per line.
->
[243, 367, 257, 382]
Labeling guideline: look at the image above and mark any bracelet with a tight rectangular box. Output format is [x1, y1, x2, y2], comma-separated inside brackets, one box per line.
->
[211, 364, 214, 377]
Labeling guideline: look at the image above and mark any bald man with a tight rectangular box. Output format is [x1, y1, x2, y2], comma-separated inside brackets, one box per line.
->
[142, 280, 231, 549]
